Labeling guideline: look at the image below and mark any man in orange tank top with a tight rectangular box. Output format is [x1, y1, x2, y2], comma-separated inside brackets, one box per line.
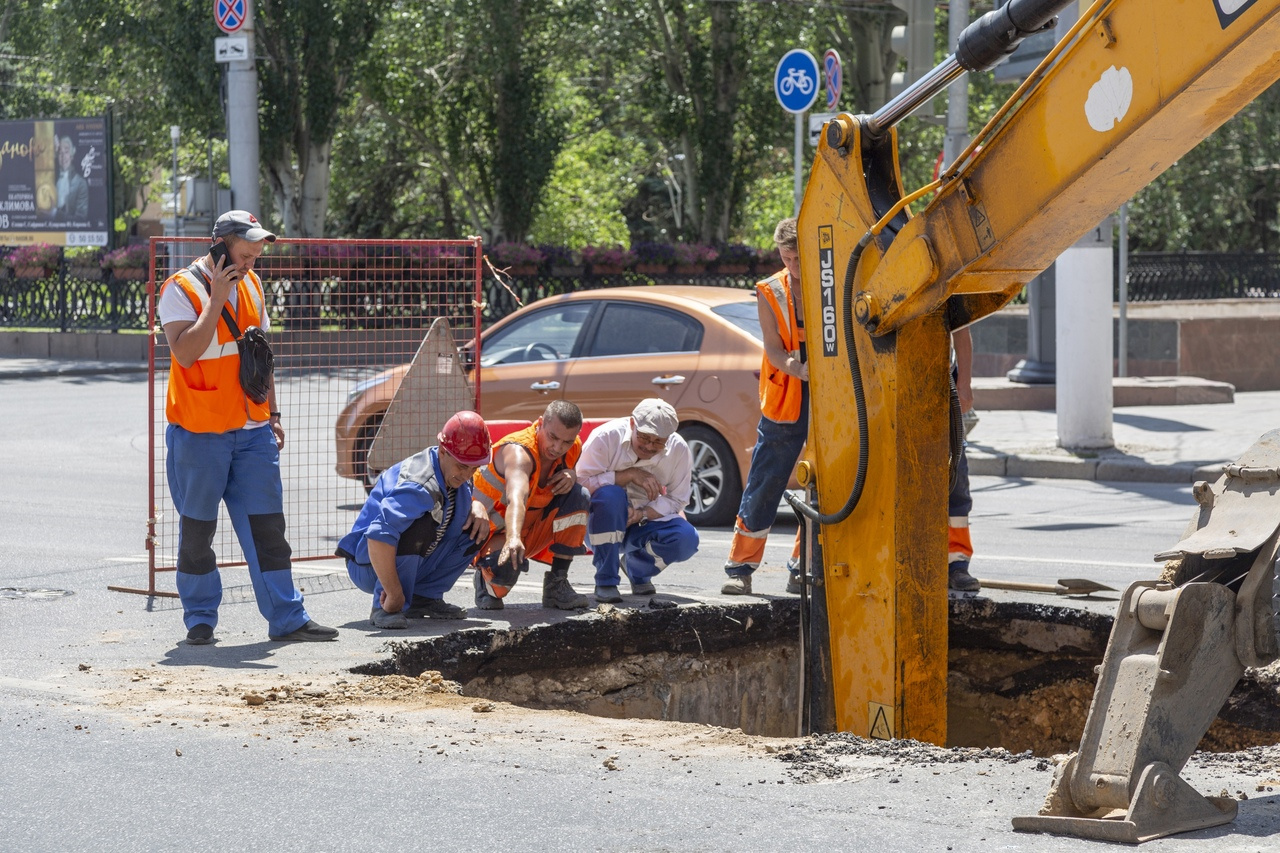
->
[471, 400, 591, 610]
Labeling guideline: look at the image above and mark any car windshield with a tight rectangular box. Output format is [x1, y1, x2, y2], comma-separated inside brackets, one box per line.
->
[711, 301, 763, 341]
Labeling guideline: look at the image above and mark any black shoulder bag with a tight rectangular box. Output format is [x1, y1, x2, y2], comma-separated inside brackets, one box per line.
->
[190, 264, 274, 404]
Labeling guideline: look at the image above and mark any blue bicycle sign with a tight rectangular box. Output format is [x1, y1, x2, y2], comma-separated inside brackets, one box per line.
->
[775, 49, 820, 114]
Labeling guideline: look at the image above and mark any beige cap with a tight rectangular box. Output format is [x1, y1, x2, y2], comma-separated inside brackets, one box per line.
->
[632, 398, 678, 439]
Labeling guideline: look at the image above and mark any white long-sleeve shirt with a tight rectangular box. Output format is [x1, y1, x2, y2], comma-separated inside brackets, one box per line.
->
[576, 416, 692, 521]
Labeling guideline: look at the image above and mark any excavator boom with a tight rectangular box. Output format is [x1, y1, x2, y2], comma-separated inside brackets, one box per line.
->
[795, 0, 1280, 759]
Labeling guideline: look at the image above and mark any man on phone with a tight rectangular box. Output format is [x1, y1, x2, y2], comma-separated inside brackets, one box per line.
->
[156, 210, 338, 645]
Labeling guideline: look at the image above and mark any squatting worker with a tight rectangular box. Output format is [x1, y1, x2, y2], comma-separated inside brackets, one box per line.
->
[722, 216, 808, 596]
[157, 210, 337, 645]
[577, 398, 699, 603]
[471, 400, 591, 611]
[337, 411, 494, 628]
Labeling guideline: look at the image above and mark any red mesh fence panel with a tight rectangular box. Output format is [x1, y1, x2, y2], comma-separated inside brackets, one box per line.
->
[143, 237, 482, 594]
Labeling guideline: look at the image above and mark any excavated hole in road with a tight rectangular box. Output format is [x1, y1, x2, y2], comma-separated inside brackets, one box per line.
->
[353, 598, 1280, 757]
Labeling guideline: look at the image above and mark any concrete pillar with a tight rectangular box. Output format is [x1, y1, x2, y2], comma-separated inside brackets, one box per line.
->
[226, 2, 260, 215]
[1055, 219, 1115, 449]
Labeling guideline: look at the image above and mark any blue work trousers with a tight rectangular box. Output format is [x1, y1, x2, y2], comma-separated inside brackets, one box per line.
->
[948, 440, 972, 518]
[587, 485, 699, 586]
[165, 424, 309, 637]
[345, 546, 477, 609]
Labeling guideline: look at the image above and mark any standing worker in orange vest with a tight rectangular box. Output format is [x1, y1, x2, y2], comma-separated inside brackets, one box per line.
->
[722, 217, 808, 596]
[157, 211, 338, 645]
[471, 400, 592, 610]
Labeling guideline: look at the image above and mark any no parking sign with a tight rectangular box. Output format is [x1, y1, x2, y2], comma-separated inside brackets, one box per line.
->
[215, 0, 247, 34]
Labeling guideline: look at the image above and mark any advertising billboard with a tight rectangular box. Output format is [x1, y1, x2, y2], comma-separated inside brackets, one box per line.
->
[0, 116, 110, 247]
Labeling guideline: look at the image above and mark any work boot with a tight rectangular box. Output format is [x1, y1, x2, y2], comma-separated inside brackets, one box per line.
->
[406, 596, 467, 620]
[473, 569, 504, 611]
[785, 557, 802, 595]
[948, 560, 981, 592]
[185, 624, 214, 645]
[370, 607, 408, 630]
[269, 620, 339, 642]
[594, 585, 622, 604]
[721, 574, 752, 595]
[621, 555, 655, 595]
[542, 566, 588, 609]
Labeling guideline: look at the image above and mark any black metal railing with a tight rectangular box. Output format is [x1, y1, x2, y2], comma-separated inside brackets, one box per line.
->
[1120, 252, 1280, 301]
[16, 246, 1275, 331]
[0, 252, 759, 333]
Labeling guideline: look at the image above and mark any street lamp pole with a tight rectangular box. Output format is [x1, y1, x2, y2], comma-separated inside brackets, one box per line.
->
[170, 125, 181, 237]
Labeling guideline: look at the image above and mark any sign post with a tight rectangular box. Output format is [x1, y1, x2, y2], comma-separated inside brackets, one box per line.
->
[774, 49, 820, 215]
[215, 0, 258, 217]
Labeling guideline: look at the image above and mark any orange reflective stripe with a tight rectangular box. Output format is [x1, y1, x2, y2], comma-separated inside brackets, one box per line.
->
[164, 269, 271, 433]
[948, 524, 973, 561]
[728, 515, 769, 568]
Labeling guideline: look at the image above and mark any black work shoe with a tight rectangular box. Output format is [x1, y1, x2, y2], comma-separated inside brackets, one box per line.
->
[269, 620, 339, 642]
[593, 585, 622, 604]
[370, 607, 408, 629]
[542, 570, 588, 609]
[785, 574, 803, 595]
[186, 624, 214, 645]
[948, 561, 981, 592]
[621, 555, 655, 595]
[473, 569, 504, 610]
[406, 596, 466, 620]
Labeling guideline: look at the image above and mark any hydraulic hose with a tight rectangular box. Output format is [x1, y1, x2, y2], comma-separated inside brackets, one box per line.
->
[948, 369, 963, 493]
[785, 233, 871, 526]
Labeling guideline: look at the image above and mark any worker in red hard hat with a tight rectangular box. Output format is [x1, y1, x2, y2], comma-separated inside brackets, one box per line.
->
[336, 411, 494, 628]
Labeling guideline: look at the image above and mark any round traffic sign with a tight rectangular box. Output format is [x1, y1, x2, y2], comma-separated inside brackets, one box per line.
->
[774, 49, 820, 114]
[215, 0, 247, 34]
[823, 49, 843, 111]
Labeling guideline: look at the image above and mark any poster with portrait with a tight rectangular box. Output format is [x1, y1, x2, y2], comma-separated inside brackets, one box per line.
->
[0, 116, 110, 247]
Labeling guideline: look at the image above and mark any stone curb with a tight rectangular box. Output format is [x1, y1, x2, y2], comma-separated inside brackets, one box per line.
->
[969, 450, 1229, 484]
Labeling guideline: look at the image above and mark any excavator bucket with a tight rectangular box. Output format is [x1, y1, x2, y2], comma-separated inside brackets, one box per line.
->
[1013, 429, 1280, 843]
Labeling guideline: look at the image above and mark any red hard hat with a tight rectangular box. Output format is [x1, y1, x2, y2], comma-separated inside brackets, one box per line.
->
[438, 410, 492, 466]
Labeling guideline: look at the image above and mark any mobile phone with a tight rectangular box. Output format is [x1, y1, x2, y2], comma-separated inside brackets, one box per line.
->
[209, 241, 231, 270]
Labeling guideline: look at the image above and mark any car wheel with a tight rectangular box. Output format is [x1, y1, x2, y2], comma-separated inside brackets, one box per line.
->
[355, 413, 385, 494]
[680, 424, 741, 527]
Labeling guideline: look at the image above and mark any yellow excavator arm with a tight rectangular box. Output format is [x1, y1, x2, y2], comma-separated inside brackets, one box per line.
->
[794, 0, 1280, 761]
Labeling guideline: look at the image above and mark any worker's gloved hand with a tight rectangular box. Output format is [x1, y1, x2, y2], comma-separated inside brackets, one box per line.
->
[963, 409, 980, 438]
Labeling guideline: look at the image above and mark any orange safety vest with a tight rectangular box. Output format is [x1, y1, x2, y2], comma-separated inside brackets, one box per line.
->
[162, 268, 271, 433]
[473, 421, 582, 533]
[756, 269, 806, 424]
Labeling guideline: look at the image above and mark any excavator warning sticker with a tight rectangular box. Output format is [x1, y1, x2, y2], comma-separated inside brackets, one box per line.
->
[1213, 0, 1258, 28]
[818, 225, 837, 357]
[967, 201, 995, 253]
[869, 702, 894, 740]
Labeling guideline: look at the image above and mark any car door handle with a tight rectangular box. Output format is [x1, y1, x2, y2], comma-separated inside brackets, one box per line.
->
[530, 380, 561, 391]
[652, 375, 686, 386]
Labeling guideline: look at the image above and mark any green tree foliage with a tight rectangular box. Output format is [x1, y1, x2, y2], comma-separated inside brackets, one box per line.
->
[353, 0, 568, 243]
[1128, 87, 1280, 253]
[257, 0, 386, 237]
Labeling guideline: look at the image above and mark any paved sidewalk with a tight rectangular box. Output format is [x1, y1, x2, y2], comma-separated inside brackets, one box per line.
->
[4, 355, 1274, 483]
[966, 389, 1279, 484]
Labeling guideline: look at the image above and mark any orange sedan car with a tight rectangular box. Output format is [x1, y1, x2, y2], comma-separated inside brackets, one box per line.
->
[335, 285, 779, 526]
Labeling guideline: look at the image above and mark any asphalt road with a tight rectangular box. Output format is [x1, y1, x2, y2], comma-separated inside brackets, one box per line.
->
[2, 372, 1274, 852]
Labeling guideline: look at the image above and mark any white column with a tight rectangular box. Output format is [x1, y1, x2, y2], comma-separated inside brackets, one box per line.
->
[1055, 220, 1114, 449]
[226, 1, 260, 215]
